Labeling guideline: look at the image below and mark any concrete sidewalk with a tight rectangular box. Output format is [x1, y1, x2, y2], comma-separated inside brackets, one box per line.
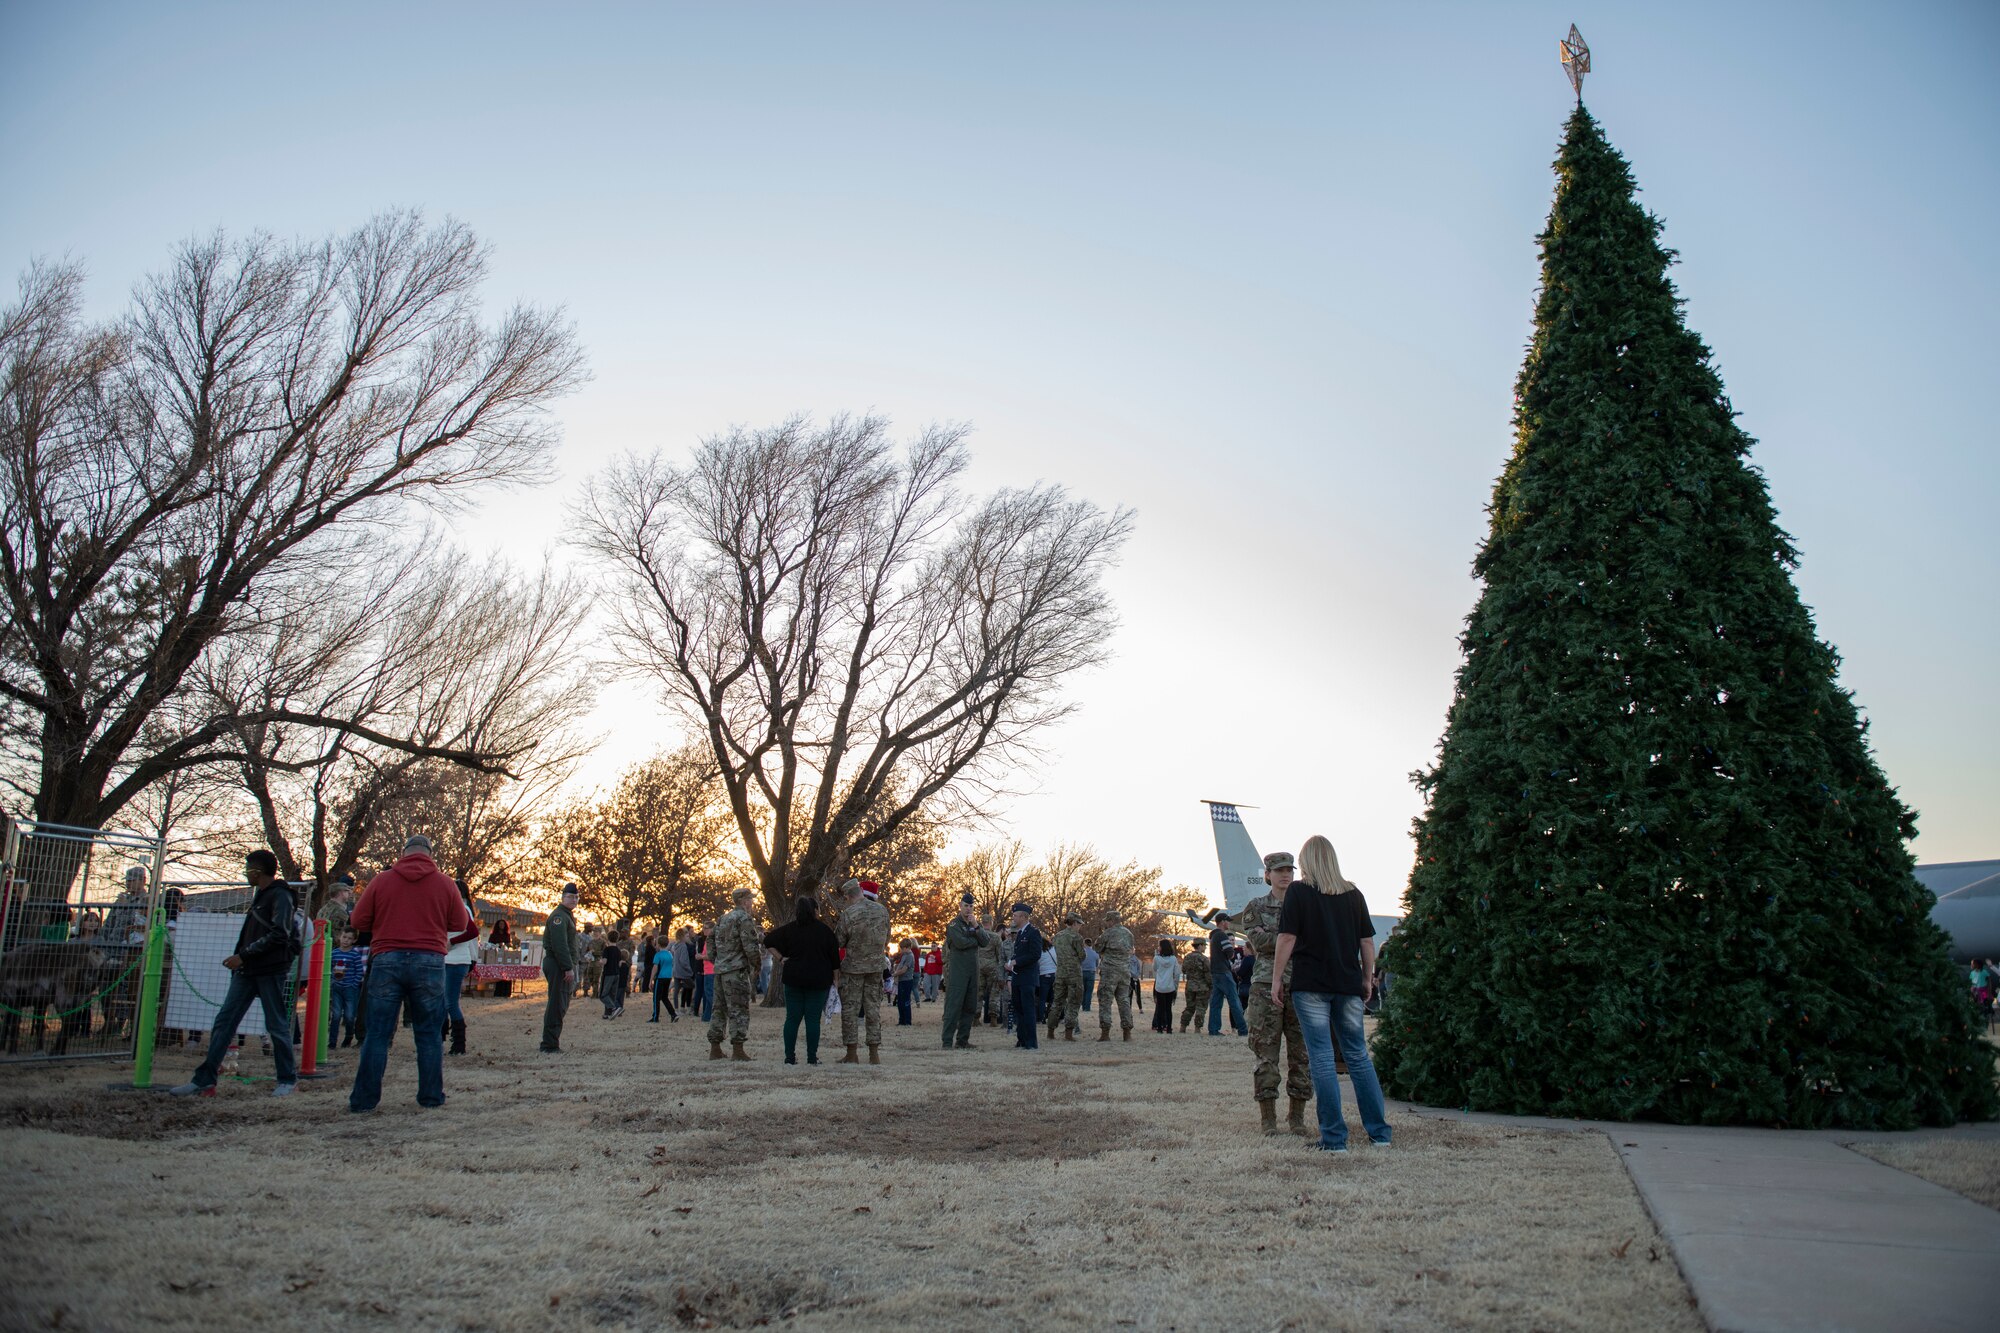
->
[1403, 1101, 2000, 1332]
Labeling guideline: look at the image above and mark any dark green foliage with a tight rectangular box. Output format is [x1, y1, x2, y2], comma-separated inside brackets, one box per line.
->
[1372, 109, 1996, 1129]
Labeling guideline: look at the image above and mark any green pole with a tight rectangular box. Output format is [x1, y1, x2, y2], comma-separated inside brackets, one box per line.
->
[130, 913, 168, 1089]
[314, 928, 332, 1066]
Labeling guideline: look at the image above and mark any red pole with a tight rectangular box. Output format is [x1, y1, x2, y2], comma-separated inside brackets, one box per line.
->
[300, 920, 325, 1077]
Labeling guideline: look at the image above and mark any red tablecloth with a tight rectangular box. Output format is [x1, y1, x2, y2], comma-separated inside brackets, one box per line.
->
[470, 963, 540, 981]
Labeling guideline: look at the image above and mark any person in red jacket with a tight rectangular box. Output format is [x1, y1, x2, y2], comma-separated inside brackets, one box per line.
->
[921, 943, 944, 1002]
[347, 835, 472, 1113]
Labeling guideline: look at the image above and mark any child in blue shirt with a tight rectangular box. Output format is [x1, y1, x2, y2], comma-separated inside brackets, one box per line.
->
[329, 928, 367, 1047]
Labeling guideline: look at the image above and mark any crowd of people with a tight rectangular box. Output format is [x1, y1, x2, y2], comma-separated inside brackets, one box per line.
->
[157, 831, 1392, 1153]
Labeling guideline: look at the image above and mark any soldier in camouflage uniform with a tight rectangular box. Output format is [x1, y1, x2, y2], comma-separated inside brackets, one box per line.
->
[580, 926, 605, 1000]
[835, 878, 891, 1065]
[1179, 939, 1211, 1032]
[1095, 911, 1135, 1040]
[705, 888, 764, 1060]
[978, 913, 1005, 1024]
[1241, 851, 1313, 1134]
[1046, 912, 1086, 1040]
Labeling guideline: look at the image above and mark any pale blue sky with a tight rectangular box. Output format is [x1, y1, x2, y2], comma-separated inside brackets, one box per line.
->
[5, 2, 1995, 905]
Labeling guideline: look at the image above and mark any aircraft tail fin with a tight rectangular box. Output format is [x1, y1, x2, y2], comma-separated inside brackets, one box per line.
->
[1205, 801, 1266, 917]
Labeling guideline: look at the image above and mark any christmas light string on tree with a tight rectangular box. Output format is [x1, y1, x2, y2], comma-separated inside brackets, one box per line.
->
[1369, 33, 1997, 1130]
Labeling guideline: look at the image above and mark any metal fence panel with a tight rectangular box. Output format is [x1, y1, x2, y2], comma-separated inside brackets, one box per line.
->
[0, 819, 164, 1062]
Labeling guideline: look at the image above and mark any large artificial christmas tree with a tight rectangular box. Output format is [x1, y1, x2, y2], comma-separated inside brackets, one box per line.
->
[1372, 107, 1996, 1130]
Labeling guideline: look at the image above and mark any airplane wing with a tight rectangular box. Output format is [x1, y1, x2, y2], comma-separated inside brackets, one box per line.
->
[1203, 800, 1267, 918]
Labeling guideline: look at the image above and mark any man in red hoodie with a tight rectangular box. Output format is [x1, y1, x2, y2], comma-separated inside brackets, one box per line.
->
[347, 835, 473, 1113]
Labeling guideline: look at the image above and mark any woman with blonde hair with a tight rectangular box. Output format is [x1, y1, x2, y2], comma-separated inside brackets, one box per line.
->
[1272, 834, 1391, 1152]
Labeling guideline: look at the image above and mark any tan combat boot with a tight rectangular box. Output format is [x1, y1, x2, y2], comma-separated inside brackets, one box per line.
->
[839, 1044, 860, 1064]
[1063, 1029, 1076, 1042]
[1122, 1028, 1132, 1042]
[708, 1040, 725, 1060]
[1260, 1101, 1280, 1136]
[1288, 1098, 1312, 1136]
[730, 1040, 750, 1062]
[868, 1046, 880, 1065]
[1097, 1028, 1111, 1042]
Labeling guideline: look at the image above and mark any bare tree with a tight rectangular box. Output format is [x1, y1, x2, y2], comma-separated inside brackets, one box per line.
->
[530, 745, 735, 932]
[0, 217, 586, 846]
[577, 414, 1131, 924]
[947, 837, 1034, 924]
[949, 839, 1203, 956]
[204, 550, 595, 905]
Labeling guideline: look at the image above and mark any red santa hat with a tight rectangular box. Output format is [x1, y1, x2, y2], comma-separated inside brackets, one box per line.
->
[858, 880, 881, 899]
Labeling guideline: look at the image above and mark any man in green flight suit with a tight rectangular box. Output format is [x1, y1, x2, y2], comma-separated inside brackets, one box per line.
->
[539, 883, 579, 1053]
[1046, 911, 1086, 1041]
[1095, 910, 1135, 1041]
[941, 894, 993, 1049]
[1240, 851, 1313, 1135]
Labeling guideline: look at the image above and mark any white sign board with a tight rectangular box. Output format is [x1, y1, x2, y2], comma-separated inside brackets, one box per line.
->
[164, 914, 277, 1036]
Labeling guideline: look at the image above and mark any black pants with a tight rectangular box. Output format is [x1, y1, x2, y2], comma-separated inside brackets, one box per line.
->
[1152, 992, 1176, 1031]
[652, 978, 678, 1020]
[1012, 972, 1041, 1048]
[783, 985, 828, 1062]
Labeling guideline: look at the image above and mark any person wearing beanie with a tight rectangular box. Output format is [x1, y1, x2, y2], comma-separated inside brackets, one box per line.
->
[941, 894, 993, 1050]
[834, 878, 890, 1064]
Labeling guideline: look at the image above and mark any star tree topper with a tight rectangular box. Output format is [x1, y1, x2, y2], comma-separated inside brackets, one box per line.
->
[1559, 24, 1591, 102]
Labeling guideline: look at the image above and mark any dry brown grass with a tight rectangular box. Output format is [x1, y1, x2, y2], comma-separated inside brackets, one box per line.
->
[0, 994, 1697, 1331]
[1848, 1138, 2000, 1211]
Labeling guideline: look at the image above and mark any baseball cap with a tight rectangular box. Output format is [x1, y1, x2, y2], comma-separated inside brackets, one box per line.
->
[1263, 851, 1296, 872]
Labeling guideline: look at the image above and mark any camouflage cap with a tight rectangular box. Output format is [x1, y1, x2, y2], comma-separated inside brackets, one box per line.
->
[1104, 909, 1122, 923]
[1263, 851, 1296, 872]
[1064, 911, 1082, 924]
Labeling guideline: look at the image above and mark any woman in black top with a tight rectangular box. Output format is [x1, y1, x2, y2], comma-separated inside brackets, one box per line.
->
[1272, 834, 1391, 1152]
[762, 897, 843, 1065]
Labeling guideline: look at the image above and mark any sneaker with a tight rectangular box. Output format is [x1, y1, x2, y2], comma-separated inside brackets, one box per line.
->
[271, 1083, 296, 1098]
[1324, 1146, 1350, 1155]
[168, 1082, 215, 1098]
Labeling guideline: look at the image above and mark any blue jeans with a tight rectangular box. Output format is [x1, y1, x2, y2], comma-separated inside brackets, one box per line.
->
[699, 974, 714, 1021]
[1291, 991, 1391, 1150]
[349, 951, 445, 1111]
[1012, 972, 1041, 1048]
[443, 963, 469, 1025]
[190, 969, 296, 1088]
[895, 976, 915, 1025]
[329, 985, 360, 1027]
[1208, 970, 1248, 1035]
[1081, 970, 1096, 1011]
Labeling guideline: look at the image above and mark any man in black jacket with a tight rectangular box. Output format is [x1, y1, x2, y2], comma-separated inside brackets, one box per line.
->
[1004, 903, 1045, 1050]
[171, 850, 298, 1099]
